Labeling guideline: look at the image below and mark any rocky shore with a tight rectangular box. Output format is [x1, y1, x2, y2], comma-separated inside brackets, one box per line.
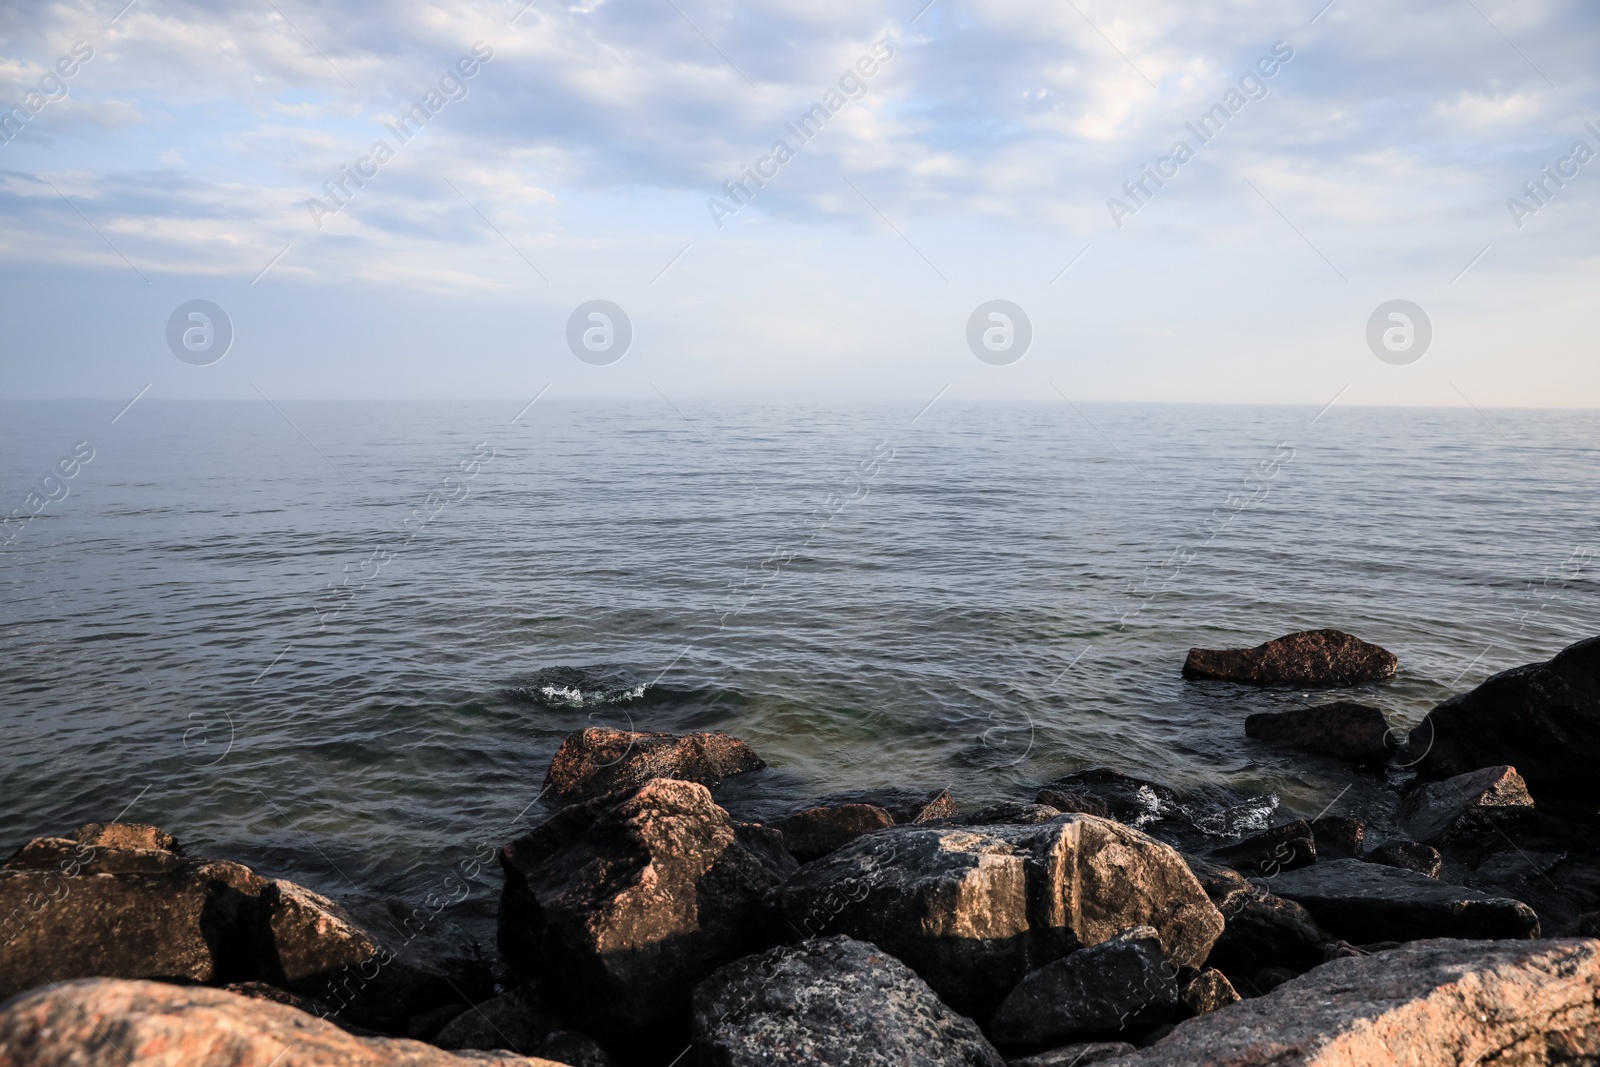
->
[3, 628, 1599, 1065]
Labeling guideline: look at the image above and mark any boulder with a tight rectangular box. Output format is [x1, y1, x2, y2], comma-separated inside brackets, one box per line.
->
[1037, 769, 1177, 828]
[1308, 816, 1365, 858]
[765, 815, 1222, 1019]
[1397, 764, 1534, 844]
[1182, 629, 1397, 687]
[1108, 938, 1600, 1066]
[71, 822, 182, 854]
[0, 827, 266, 1002]
[990, 927, 1179, 1049]
[1178, 968, 1239, 1015]
[1208, 820, 1315, 876]
[773, 803, 894, 863]
[692, 935, 1004, 1067]
[820, 787, 957, 824]
[1006, 1045, 1135, 1067]
[1363, 840, 1443, 879]
[432, 985, 561, 1055]
[1244, 702, 1391, 761]
[1250, 965, 1300, 994]
[1411, 634, 1600, 801]
[0, 978, 561, 1067]
[964, 802, 1064, 825]
[1033, 790, 1111, 818]
[543, 727, 765, 801]
[1261, 858, 1539, 942]
[498, 778, 796, 1035]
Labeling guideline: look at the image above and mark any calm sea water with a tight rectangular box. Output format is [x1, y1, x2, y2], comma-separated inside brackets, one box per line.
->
[2, 398, 1595, 942]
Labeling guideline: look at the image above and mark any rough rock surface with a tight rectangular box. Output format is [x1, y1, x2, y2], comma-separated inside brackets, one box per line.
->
[766, 815, 1222, 1019]
[1412, 634, 1600, 801]
[820, 787, 957, 824]
[542, 727, 765, 801]
[1005, 1044, 1135, 1067]
[1244, 702, 1391, 761]
[432, 986, 561, 1055]
[1364, 840, 1444, 878]
[499, 778, 796, 1034]
[773, 803, 895, 863]
[1262, 858, 1539, 942]
[1309, 816, 1365, 858]
[1113, 937, 1600, 1066]
[0, 978, 559, 1067]
[692, 936, 1003, 1067]
[990, 927, 1179, 1049]
[1033, 790, 1111, 818]
[1183, 629, 1398, 687]
[1209, 820, 1315, 876]
[70, 822, 182, 854]
[1178, 967, 1239, 1015]
[1398, 764, 1535, 844]
[0, 827, 266, 1002]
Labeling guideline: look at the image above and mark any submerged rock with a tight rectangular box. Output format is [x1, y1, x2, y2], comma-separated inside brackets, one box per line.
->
[765, 815, 1222, 1019]
[1363, 840, 1443, 879]
[692, 936, 1004, 1067]
[543, 727, 765, 801]
[820, 786, 957, 824]
[1111, 938, 1600, 1066]
[1244, 702, 1391, 761]
[774, 802, 895, 863]
[1262, 858, 1539, 942]
[1038, 769, 1177, 827]
[1397, 764, 1534, 844]
[0, 978, 560, 1067]
[499, 778, 796, 1035]
[1411, 634, 1600, 801]
[989, 927, 1179, 1049]
[1183, 629, 1398, 687]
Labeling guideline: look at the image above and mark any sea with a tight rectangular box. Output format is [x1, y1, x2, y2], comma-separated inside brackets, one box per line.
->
[2, 398, 1595, 944]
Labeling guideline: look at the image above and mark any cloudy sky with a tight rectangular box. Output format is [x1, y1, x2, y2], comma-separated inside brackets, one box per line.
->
[0, 0, 1595, 404]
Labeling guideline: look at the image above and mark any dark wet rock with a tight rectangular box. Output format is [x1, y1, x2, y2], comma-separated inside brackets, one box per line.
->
[1244, 702, 1391, 761]
[1034, 789, 1111, 818]
[1363, 840, 1442, 878]
[820, 786, 957, 824]
[534, 1030, 617, 1067]
[991, 927, 1179, 1049]
[1183, 854, 1333, 976]
[1183, 629, 1398, 687]
[1177, 967, 1239, 1016]
[1006, 1043, 1135, 1067]
[0, 978, 563, 1067]
[1309, 816, 1365, 858]
[1261, 858, 1539, 942]
[965, 801, 1064, 825]
[1412, 634, 1600, 802]
[543, 727, 765, 801]
[692, 935, 1004, 1067]
[1250, 965, 1300, 994]
[1109, 938, 1600, 1066]
[773, 802, 895, 863]
[766, 816, 1222, 1020]
[219, 980, 379, 1035]
[499, 778, 796, 1036]
[1397, 764, 1534, 844]
[432, 985, 561, 1055]
[1039, 769, 1178, 827]
[1208, 820, 1315, 877]
[0, 825, 267, 1002]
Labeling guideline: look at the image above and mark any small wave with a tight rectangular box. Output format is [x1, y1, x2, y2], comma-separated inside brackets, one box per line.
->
[1185, 794, 1281, 838]
[506, 666, 649, 708]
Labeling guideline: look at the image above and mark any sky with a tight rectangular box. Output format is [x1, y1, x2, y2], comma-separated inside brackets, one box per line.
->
[0, 0, 1596, 405]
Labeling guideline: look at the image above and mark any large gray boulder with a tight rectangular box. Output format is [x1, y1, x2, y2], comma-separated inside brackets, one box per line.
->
[1412, 634, 1600, 801]
[1113, 938, 1600, 1066]
[498, 778, 796, 1035]
[764, 815, 1223, 1019]
[0, 978, 564, 1067]
[692, 936, 1003, 1067]
[989, 927, 1178, 1049]
[1397, 764, 1534, 843]
[1262, 858, 1539, 942]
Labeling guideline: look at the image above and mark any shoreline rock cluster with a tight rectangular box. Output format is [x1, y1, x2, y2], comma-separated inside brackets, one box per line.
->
[3, 629, 1599, 1065]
